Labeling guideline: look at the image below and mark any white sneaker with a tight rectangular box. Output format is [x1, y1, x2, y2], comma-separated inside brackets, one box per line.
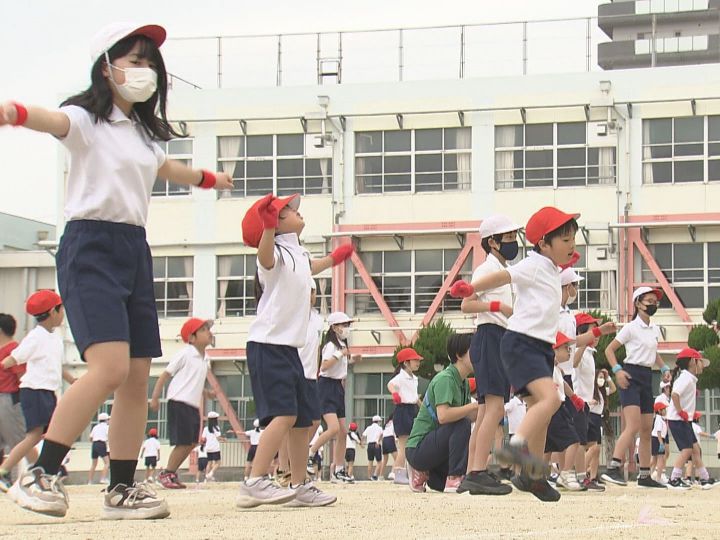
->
[8, 467, 69, 517]
[393, 468, 409, 485]
[99, 477, 109, 484]
[102, 482, 170, 520]
[236, 476, 296, 508]
[285, 481, 336, 507]
[660, 473, 669, 485]
[557, 471, 583, 491]
[387, 471, 395, 481]
[650, 471, 659, 482]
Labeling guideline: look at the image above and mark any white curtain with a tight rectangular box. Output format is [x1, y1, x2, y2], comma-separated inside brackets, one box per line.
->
[216, 256, 233, 318]
[318, 277, 329, 314]
[355, 156, 366, 194]
[598, 147, 616, 185]
[600, 270, 617, 311]
[184, 257, 194, 315]
[642, 122, 653, 184]
[319, 158, 331, 194]
[219, 136, 243, 198]
[494, 126, 517, 189]
[455, 128, 472, 189]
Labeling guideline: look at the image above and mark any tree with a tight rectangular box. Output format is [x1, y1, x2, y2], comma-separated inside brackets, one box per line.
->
[688, 325, 719, 351]
[699, 346, 720, 390]
[688, 321, 720, 390]
[392, 318, 454, 381]
[702, 298, 720, 326]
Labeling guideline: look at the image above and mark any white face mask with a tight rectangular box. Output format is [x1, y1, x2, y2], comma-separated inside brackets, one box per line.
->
[597, 377, 605, 387]
[106, 53, 158, 103]
[566, 293, 577, 305]
[337, 327, 351, 341]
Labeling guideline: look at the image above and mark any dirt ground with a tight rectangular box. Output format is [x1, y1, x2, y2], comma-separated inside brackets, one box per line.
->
[1, 479, 719, 539]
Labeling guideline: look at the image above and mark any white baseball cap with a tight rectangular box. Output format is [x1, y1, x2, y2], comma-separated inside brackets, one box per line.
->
[90, 22, 167, 64]
[207, 411, 220, 419]
[253, 419, 260, 428]
[372, 415, 382, 423]
[479, 215, 520, 239]
[98, 412, 110, 421]
[632, 286, 664, 303]
[560, 268, 584, 286]
[327, 312, 353, 326]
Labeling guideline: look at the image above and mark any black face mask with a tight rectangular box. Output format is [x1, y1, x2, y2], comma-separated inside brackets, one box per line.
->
[644, 304, 658, 316]
[498, 241, 519, 261]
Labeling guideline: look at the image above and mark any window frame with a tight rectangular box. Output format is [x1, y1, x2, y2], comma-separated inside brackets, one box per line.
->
[152, 138, 194, 197]
[152, 256, 194, 319]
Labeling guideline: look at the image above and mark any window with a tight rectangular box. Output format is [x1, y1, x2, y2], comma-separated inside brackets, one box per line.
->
[217, 255, 257, 317]
[152, 139, 193, 197]
[205, 373, 256, 433]
[495, 122, 616, 189]
[350, 249, 472, 315]
[640, 242, 720, 308]
[153, 256, 193, 318]
[217, 134, 332, 198]
[355, 128, 471, 194]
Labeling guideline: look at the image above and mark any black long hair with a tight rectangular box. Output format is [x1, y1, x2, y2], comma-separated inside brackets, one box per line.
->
[62, 35, 181, 141]
[322, 324, 346, 350]
[207, 417, 220, 435]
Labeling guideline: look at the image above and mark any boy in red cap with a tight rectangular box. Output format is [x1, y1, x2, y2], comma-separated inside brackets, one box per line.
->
[238, 193, 353, 508]
[344, 422, 363, 480]
[450, 206, 581, 502]
[149, 317, 213, 489]
[140, 427, 161, 483]
[650, 401, 668, 483]
[0, 291, 76, 496]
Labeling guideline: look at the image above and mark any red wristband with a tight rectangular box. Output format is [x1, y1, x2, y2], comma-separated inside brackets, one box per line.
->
[12, 102, 28, 126]
[490, 301, 501, 313]
[592, 327, 602, 338]
[198, 170, 216, 189]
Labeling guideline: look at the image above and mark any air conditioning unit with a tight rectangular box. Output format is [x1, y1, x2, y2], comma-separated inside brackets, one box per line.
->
[305, 133, 333, 158]
[587, 121, 618, 147]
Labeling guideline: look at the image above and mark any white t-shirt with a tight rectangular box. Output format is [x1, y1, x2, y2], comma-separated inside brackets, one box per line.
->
[552, 365, 566, 402]
[13, 326, 64, 391]
[319, 341, 348, 380]
[655, 392, 671, 407]
[557, 307, 576, 375]
[247, 233, 312, 348]
[590, 387, 605, 415]
[572, 346, 596, 401]
[362, 423, 383, 445]
[298, 309, 323, 380]
[346, 431, 361, 450]
[504, 395, 526, 434]
[202, 426, 222, 453]
[310, 425, 324, 448]
[666, 370, 697, 421]
[383, 420, 395, 438]
[615, 317, 661, 368]
[506, 251, 561, 344]
[165, 344, 209, 408]
[472, 253, 513, 328]
[197, 445, 208, 459]
[388, 369, 419, 404]
[142, 437, 160, 458]
[652, 415, 668, 439]
[244, 428, 262, 446]
[90, 422, 109, 443]
[59, 105, 166, 227]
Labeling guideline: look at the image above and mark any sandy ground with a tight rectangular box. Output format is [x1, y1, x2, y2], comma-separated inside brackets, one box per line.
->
[1, 479, 719, 539]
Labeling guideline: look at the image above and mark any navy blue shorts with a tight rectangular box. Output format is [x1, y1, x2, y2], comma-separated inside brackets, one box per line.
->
[19, 388, 56, 433]
[588, 412, 602, 444]
[668, 420, 696, 451]
[144, 456, 157, 468]
[345, 448, 356, 463]
[318, 376, 345, 418]
[500, 330, 554, 397]
[56, 220, 161, 360]
[651, 436, 662, 456]
[246, 445, 257, 462]
[572, 404, 589, 445]
[618, 364, 654, 414]
[167, 399, 200, 446]
[367, 442, 382, 462]
[247, 342, 313, 428]
[91, 440, 108, 459]
[198, 457, 208, 472]
[207, 451, 221, 462]
[544, 401, 579, 453]
[304, 378, 321, 421]
[382, 435, 397, 454]
[471, 324, 510, 402]
[393, 403, 419, 437]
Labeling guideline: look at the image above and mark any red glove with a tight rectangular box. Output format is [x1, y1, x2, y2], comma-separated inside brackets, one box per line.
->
[570, 394, 585, 412]
[257, 194, 278, 229]
[678, 410, 689, 422]
[392, 392, 402, 405]
[330, 243, 354, 265]
[449, 280, 475, 298]
[559, 251, 581, 270]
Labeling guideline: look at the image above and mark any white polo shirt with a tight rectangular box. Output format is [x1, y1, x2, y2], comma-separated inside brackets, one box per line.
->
[346, 431, 361, 450]
[471, 253, 513, 328]
[244, 428, 262, 446]
[165, 344, 209, 408]
[90, 422, 109, 443]
[666, 370, 697, 421]
[506, 251, 561, 344]
[14, 326, 64, 392]
[319, 341, 348, 380]
[615, 317, 661, 368]
[142, 437, 160, 458]
[388, 369, 419, 404]
[202, 426, 221, 453]
[572, 346, 596, 401]
[362, 423, 383, 444]
[557, 306, 576, 375]
[590, 388, 605, 415]
[552, 365, 566, 402]
[504, 395, 526, 435]
[655, 392, 671, 407]
[247, 233, 312, 349]
[298, 309, 323, 380]
[59, 105, 166, 227]
[652, 415, 668, 439]
[383, 420, 395, 438]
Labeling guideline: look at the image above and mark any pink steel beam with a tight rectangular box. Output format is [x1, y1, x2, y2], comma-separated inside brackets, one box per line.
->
[205, 370, 249, 450]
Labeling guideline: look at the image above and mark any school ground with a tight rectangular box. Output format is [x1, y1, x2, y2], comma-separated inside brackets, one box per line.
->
[1, 480, 719, 539]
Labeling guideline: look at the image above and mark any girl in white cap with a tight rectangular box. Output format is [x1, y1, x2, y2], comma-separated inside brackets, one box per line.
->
[602, 287, 670, 488]
[202, 412, 224, 481]
[243, 419, 263, 480]
[88, 412, 110, 485]
[0, 22, 234, 519]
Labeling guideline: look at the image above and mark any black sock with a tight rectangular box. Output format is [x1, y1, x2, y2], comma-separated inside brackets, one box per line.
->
[33, 440, 71, 476]
[109, 459, 138, 490]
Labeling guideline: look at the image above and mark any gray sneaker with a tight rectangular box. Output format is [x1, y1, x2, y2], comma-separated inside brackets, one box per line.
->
[102, 482, 170, 520]
[237, 476, 296, 508]
[393, 468, 409, 485]
[285, 481, 337, 507]
[7, 467, 68, 517]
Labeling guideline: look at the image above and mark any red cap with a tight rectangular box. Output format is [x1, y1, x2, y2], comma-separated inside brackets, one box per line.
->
[553, 332, 575, 350]
[180, 318, 213, 343]
[677, 347, 701, 360]
[693, 411, 702, 421]
[525, 207, 580, 245]
[349, 422, 358, 431]
[148, 428, 158, 436]
[396, 348, 423, 363]
[575, 313, 600, 327]
[468, 377, 477, 394]
[241, 194, 300, 248]
[653, 402, 667, 412]
[26, 290, 62, 316]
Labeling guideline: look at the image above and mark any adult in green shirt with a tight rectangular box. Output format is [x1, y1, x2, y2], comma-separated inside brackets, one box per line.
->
[405, 333, 478, 493]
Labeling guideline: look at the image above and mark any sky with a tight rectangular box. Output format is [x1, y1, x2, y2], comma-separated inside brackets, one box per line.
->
[0, 0, 601, 224]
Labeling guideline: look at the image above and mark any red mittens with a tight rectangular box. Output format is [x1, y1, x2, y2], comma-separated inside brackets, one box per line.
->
[330, 243, 355, 266]
[257, 194, 278, 229]
[559, 251, 581, 270]
[449, 280, 475, 298]
[392, 392, 402, 405]
[678, 410, 689, 422]
[570, 394, 585, 412]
